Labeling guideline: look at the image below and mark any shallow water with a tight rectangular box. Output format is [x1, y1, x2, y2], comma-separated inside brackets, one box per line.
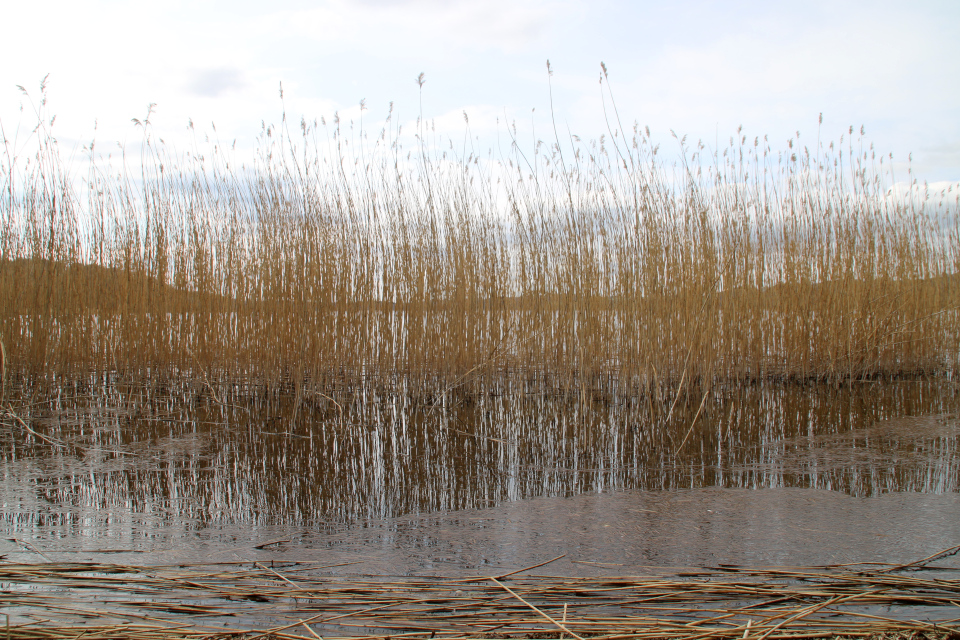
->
[1, 379, 959, 573]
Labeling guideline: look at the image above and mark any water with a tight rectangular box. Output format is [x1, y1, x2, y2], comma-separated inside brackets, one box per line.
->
[1, 379, 959, 572]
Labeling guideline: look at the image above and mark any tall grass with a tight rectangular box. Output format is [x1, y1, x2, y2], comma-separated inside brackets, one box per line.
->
[1, 91, 958, 397]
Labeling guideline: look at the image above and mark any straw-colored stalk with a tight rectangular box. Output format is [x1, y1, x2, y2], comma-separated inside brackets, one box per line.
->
[1, 558, 958, 639]
[1, 102, 958, 397]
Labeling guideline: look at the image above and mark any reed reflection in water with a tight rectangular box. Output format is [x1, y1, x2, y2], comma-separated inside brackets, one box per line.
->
[0, 380, 958, 552]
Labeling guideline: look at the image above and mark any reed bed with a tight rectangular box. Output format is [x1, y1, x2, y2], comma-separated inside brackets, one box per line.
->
[1, 87, 959, 397]
[1, 552, 959, 639]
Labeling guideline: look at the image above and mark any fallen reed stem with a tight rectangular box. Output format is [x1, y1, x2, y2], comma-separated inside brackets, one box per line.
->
[490, 577, 587, 640]
[1, 560, 958, 639]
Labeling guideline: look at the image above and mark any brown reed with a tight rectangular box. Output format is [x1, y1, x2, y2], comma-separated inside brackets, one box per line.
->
[0, 556, 958, 639]
[1, 88, 958, 396]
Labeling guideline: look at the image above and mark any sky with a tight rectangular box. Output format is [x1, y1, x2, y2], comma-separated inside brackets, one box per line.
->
[1, 0, 959, 186]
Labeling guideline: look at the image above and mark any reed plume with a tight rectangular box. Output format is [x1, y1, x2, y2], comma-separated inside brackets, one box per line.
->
[1, 89, 957, 397]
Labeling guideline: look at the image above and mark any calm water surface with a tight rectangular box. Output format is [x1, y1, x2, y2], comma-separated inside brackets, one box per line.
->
[1, 379, 958, 573]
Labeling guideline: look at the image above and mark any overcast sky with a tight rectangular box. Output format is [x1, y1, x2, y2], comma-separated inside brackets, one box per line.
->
[2, 0, 958, 184]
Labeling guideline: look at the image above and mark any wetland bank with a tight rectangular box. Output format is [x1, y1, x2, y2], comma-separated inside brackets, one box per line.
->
[1, 89, 960, 636]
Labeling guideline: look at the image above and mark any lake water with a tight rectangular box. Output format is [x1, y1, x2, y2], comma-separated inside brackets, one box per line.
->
[2, 379, 959, 574]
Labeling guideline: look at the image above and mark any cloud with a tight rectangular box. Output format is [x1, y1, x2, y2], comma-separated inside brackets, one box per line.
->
[920, 141, 960, 165]
[3, 0, 956, 184]
[186, 67, 247, 98]
[906, 142, 960, 183]
[884, 180, 960, 207]
[422, 104, 506, 136]
[270, 0, 559, 56]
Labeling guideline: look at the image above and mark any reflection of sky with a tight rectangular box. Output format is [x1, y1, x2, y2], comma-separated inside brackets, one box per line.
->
[0, 0, 957, 183]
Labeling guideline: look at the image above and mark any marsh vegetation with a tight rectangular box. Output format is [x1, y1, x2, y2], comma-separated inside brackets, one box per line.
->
[2, 81, 960, 639]
[2, 86, 959, 528]
[2, 87, 958, 401]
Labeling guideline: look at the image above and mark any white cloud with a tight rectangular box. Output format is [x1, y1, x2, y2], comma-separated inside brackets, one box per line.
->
[417, 104, 508, 138]
[186, 68, 247, 98]
[270, 0, 558, 56]
[1, 0, 957, 184]
[611, 18, 930, 130]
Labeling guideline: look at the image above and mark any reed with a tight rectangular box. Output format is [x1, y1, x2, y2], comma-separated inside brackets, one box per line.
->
[1, 89, 958, 396]
[1, 557, 958, 638]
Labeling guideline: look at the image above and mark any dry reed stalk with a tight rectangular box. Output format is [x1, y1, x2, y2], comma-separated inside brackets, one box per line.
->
[1, 83, 958, 398]
[1, 558, 958, 639]
[1, 404, 66, 448]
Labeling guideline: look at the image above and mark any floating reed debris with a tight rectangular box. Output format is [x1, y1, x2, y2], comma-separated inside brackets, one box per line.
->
[1, 557, 959, 639]
[1, 83, 958, 396]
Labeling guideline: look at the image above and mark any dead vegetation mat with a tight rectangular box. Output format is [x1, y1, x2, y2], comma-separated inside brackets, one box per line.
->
[2, 548, 960, 640]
